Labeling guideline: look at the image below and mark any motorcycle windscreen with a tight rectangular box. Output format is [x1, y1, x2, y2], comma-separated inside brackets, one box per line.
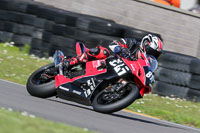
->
[54, 50, 64, 67]
[148, 55, 158, 72]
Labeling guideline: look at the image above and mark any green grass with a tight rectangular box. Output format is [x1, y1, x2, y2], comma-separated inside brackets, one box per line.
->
[0, 42, 51, 85]
[0, 42, 200, 130]
[127, 94, 200, 128]
[0, 107, 91, 133]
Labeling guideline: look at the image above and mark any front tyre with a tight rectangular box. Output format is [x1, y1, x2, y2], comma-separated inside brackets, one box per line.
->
[92, 84, 140, 114]
[26, 63, 56, 98]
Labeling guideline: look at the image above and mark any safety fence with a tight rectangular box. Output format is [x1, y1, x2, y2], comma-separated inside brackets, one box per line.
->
[0, 0, 199, 101]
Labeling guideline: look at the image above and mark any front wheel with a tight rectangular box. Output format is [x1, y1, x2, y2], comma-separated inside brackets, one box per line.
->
[26, 63, 56, 98]
[92, 83, 140, 114]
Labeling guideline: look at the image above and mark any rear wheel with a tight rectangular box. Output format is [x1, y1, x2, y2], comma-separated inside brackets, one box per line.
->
[92, 83, 140, 114]
[26, 63, 56, 98]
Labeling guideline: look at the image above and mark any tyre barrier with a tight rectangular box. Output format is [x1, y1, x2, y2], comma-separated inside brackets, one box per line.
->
[154, 81, 200, 102]
[0, 0, 200, 101]
[154, 51, 200, 102]
[0, 0, 161, 53]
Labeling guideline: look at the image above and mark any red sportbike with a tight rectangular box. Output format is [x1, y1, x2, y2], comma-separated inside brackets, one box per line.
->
[26, 43, 157, 113]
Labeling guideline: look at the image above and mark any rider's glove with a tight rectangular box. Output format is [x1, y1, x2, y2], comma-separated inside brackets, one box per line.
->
[113, 46, 121, 54]
[121, 48, 130, 59]
[109, 41, 121, 54]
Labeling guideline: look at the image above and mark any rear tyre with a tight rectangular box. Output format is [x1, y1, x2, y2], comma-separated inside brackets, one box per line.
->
[92, 84, 140, 114]
[26, 63, 56, 98]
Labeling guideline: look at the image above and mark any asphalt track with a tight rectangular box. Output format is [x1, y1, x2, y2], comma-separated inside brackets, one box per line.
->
[0, 79, 199, 133]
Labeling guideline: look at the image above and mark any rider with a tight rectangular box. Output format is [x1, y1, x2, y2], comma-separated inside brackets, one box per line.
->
[63, 34, 163, 69]
[43, 34, 163, 78]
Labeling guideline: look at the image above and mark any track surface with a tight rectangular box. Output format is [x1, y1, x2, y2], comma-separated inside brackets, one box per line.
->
[0, 79, 199, 133]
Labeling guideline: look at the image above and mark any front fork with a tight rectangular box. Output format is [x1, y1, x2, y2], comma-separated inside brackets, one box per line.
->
[104, 78, 128, 93]
[58, 64, 63, 75]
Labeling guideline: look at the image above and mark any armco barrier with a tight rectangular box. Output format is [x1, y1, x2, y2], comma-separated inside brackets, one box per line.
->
[0, 0, 200, 101]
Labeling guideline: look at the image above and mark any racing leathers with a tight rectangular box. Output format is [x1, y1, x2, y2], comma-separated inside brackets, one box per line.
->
[63, 38, 140, 68]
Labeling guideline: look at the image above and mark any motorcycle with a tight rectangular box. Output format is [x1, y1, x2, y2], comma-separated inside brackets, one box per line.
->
[26, 43, 157, 113]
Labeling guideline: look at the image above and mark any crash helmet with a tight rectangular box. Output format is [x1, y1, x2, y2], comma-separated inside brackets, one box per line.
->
[140, 34, 163, 59]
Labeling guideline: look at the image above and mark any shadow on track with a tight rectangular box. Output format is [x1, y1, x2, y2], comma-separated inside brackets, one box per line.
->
[47, 98, 93, 111]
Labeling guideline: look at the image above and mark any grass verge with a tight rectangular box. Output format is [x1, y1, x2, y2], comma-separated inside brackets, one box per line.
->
[0, 107, 91, 133]
[0, 43, 200, 129]
[0, 43, 51, 85]
[127, 94, 200, 128]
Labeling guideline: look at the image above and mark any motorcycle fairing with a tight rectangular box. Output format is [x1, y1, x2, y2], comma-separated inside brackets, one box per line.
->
[143, 66, 154, 93]
[106, 56, 132, 77]
[55, 59, 107, 88]
[55, 56, 133, 104]
[122, 52, 152, 96]
[57, 76, 102, 97]
[56, 76, 103, 105]
[55, 52, 153, 102]
[55, 59, 110, 103]
[55, 56, 132, 89]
